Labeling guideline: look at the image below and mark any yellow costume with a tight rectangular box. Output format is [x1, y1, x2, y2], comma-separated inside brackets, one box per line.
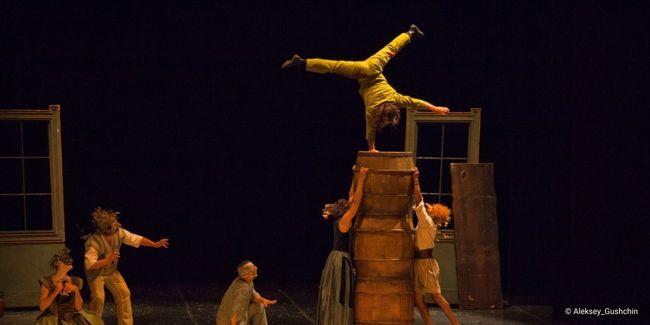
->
[305, 33, 427, 142]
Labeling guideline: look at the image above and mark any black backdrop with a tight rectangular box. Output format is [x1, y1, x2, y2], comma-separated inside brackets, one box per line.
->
[1, 1, 645, 312]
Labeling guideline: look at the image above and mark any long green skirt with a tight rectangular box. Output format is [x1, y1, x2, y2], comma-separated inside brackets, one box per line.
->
[316, 250, 353, 325]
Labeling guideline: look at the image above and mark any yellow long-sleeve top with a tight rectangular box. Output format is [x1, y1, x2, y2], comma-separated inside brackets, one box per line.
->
[359, 74, 427, 142]
[306, 32, 429, 142]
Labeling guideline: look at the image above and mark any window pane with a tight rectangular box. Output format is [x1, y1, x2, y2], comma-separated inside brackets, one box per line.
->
[26, 195, 52, 230]
[0, 159, 23, 194]
[0, 121, 21, 156]
[440, 160, 461, 195]
[22, 121, 50, 157]
[416, 124, 443, 157]
[443, 124, 469, 158]
[24, 159, 51, 193]
[0, 196, 24, 231]
[423, 193, 441, 204]
[416, 159, 441, 194]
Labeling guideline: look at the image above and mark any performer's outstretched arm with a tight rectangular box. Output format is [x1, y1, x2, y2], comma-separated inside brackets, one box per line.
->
[139, 237, 170, 248]
[339, 167, 369, 233]
[394, 94, 449, 114]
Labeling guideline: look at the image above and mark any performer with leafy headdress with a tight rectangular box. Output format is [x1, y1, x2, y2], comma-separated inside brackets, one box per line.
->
[83, 207, 170, 325]
[35, 248, 103, 325]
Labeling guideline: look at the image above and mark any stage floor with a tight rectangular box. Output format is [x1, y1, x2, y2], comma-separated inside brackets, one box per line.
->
[1, 282, 552, 324]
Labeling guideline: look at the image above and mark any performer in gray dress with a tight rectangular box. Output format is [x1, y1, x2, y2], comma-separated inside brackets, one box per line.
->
[317, 166, 368, 325]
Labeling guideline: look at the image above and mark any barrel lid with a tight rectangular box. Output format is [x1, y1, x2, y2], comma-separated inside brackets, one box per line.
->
[357, 151, 413, 157]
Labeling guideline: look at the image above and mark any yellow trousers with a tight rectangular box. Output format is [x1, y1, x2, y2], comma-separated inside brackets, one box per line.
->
[304, 33, 426, 143]
[306, 33, 411, 80]
[88, 271, 133, 325]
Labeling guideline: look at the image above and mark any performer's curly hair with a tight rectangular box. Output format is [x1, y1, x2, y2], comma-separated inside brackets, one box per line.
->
[426, 203, 452, 227]
[91, 207, 121, 235]
[376, 102, 400, 130]
[322, 198, 349, 219]
[49, 247, 73, 268]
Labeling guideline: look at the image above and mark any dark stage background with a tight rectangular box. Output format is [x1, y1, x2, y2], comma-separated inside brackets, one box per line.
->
[1, 1, 645, 314]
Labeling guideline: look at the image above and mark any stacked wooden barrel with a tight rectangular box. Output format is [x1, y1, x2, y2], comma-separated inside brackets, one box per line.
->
[352, 151, 415, 324]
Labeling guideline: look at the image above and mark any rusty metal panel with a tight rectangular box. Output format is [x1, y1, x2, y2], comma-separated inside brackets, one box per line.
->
[450, 163, 503, 309]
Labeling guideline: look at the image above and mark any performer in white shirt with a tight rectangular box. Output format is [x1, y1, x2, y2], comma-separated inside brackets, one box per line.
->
[412, 168, 460, 325]
[84, 207, 169, 325]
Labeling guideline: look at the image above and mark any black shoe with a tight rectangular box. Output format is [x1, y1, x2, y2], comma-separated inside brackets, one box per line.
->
[281, 54, 305, 69]
[408, 24, 424, 39]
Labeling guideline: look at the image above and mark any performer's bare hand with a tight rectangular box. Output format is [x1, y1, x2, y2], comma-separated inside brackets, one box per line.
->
[155, 238, 170, 248]
[63, 282, 79, 294]
[432, 106, 449, 114]
[359, 167, 369, 178]
[107, 251, 120, 263]
[53, 280, 64, 293]
[263, 299, 278, 307]
[412, 167, 420, 179]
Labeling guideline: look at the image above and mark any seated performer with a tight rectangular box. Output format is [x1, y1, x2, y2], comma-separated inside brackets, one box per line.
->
[317, 166, 369, 325]
[215, 261, 277, 325]
[84, 207, 170, 325]
[282, 24, 449, 152]
[35, 248, 104, 325]
[412, 168, 460, 325]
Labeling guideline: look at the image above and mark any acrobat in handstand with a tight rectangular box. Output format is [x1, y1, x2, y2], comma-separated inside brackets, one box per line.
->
[282, 24, 449, 152]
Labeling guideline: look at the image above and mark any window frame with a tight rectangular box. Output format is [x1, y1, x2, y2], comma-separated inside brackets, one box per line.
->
[405, 107, 481, 241]
[0, 105, 65, 243]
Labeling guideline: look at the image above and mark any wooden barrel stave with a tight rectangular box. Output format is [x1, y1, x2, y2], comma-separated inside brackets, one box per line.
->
[353, 152, 415, 324]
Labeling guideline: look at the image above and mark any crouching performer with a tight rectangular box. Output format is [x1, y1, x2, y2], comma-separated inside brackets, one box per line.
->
[412, 168, 460, 325]
[35, 247, 103, 325]
[216, 261, 277, 325]
[84, 207, 170, 325]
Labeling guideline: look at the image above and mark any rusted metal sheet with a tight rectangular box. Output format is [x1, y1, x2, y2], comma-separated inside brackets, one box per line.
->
[450, 163, 503, 309]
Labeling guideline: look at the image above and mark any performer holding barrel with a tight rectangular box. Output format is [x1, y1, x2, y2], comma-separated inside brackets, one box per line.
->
[412, 168, 460, 325]
[317, 166, 369, 325]
[281, 25, 449, 152]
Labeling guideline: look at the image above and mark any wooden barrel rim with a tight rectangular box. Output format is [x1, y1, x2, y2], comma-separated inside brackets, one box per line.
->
[355, 213, 410, 216]
[353, 169, 414, 174]
[354, 290, 413, 295]
[363, 193, 411, 197]
[355, 320, 414, 324]
[353, 258, 413, 262]
[357, 151, 413, 157]
[356, 276, 413, 282]
[354, 229, 414, 234]
[358, 214, 412, 219]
